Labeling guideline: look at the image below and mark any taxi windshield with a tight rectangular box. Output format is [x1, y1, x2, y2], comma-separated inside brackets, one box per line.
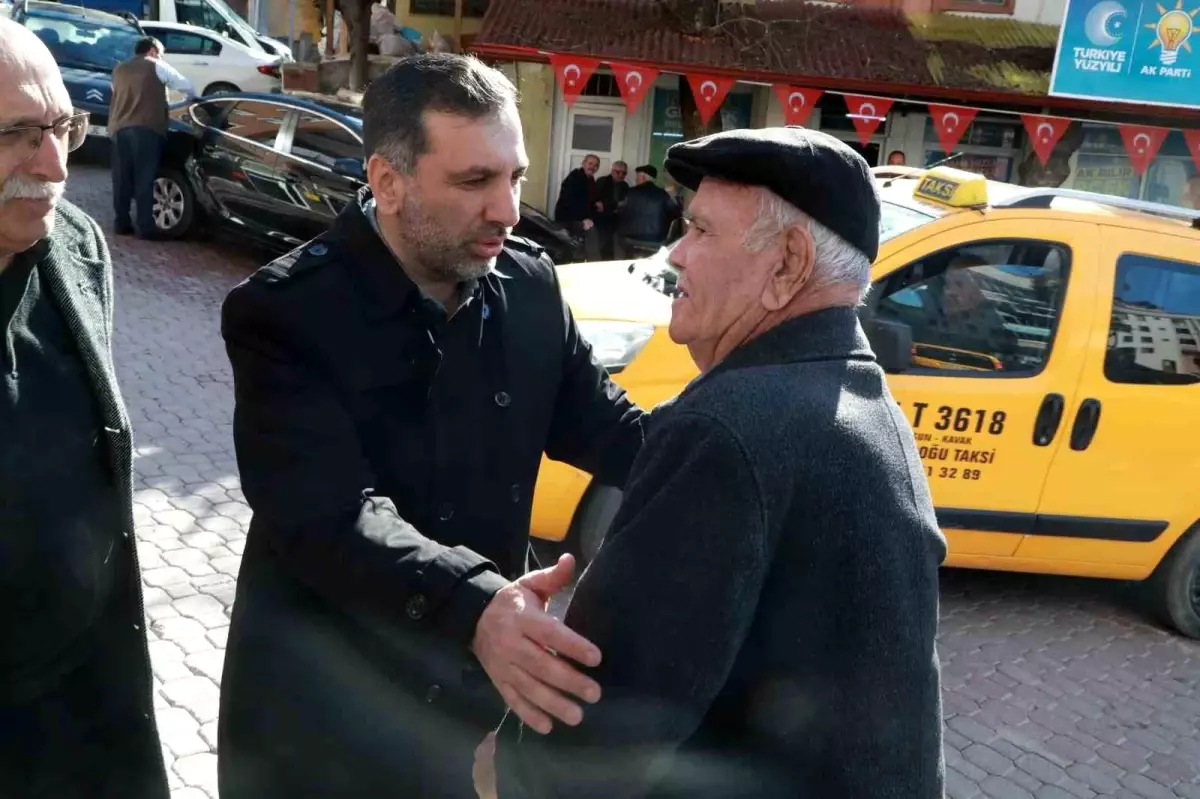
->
[881, 200, 936, 242]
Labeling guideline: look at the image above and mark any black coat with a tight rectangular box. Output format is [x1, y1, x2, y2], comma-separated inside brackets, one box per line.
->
[496, 308, 947, 799]
[593, 175, 628, 229]
[553, 168, 595, 225]
[217, 196, 645, 798]
[617, 182, 681, 244]
[0, 202, 167, 797]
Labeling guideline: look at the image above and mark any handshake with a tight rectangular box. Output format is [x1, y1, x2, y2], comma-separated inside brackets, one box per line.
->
[469, 553, 601, 799]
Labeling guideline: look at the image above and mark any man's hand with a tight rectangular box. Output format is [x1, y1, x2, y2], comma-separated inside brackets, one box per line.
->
[582, 219, 595, 231]
[473, 732, 498, 799]
[471, 554, 602, 734]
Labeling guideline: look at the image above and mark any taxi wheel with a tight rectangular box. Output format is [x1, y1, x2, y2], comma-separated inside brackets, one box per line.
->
[1151, 525, 1200, 640]
[568, 484, 623, 569]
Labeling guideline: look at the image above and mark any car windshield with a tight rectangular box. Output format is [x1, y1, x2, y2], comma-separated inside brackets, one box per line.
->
[630, 201, 937, 298]
[25, 14, 139, 71]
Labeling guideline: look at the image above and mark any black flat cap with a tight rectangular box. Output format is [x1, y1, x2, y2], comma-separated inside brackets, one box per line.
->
[665, 127, 880, 261]
[635, 164, 657, 178]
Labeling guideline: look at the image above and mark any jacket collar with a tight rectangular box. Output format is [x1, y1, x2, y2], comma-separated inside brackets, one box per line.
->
[706, 306, 875, 379]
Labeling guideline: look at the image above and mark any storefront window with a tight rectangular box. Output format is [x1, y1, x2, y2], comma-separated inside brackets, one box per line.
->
[647, 88, 753, 182]
[1144, 132, 1199, 210]
[921, 117, 1021, 181]
[1071, 125, 1141, 200]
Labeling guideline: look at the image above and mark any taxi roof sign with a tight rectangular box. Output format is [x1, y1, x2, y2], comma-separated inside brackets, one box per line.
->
[911, 167, 989, 209]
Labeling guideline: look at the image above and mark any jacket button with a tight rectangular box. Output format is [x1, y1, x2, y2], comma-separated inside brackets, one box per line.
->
[406, 595, 428, 620]
[123, 530, 131, 540]
[438, 503, 454, 521]
[426, 684, 442, 703]
[510, 483, 521, 503]
[494, 391, 511, 408]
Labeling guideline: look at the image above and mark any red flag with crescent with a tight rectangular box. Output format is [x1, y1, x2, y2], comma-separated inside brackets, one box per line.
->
[927, 104, 978, 155]
[843, 95, 892, 146]
[772, 85, 822, 127]
[610, 63, 660, 114]
[549, 53, 601, 107]
[1020, 115, 1072, 166]
[685, 73, 737, 127]
[1184, 129, 1200, 173]
[1118, 125, 1169, 175]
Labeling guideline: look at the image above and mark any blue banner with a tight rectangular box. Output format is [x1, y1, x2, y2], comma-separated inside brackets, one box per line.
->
[1050, 0, 1200, 109]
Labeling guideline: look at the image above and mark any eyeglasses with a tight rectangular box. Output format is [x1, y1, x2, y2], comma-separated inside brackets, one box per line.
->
[0, 113, 90, 166]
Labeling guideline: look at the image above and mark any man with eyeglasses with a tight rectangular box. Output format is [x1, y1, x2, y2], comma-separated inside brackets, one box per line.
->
[0, 19, 169, 799]
[109, 36, 195, 240]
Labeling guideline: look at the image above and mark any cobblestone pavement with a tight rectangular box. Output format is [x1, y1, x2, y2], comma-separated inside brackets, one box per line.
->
[62, 161, 1200, 799]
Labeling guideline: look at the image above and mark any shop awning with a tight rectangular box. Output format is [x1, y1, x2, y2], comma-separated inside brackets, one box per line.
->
[470, 0, 1200, 122]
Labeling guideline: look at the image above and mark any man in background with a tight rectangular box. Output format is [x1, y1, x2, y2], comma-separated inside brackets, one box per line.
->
[593, 160, 628, 259]
[554, 153, 600, 260]
[0, 19, 168, 797]
[615, 165, 680, 259]
[887, 150, 907, 166]
[108, 36, 195, 239]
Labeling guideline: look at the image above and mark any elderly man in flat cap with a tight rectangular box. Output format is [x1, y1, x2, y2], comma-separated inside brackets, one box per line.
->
[474, 127, 947, 799]
[0, 18, 168, 798]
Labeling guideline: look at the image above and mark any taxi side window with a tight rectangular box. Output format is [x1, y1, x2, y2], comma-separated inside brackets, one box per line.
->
[1104, 254, 1200, 385]
[871, 240, 1070, 375]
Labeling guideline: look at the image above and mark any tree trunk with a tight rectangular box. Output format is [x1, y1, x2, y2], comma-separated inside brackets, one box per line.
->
[340, 0, 372, 91]
[1016, 122, 1085, 188]
[678, 74, 722, 142]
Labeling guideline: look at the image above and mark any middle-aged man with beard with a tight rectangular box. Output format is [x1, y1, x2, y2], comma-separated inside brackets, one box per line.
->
[218, 53, 646, 798]
[0, 18, 168, 799]
[475, 127, 947, 799]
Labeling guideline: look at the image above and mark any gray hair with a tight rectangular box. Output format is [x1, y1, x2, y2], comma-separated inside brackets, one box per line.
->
[742, 188, 872, 302]
[362, 53, 518, 175]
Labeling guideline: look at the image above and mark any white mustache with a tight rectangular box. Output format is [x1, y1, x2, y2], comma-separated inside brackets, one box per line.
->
[0, 175, 65, 204]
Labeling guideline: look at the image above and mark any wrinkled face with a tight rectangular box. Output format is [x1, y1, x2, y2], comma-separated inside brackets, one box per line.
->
[0, 43, 72, 258]
[370, 104, 528, 282]
[636, 171, 651, 185]
[582, 155, 600, 176]
[667, 179, 778, 355]
[610, 163, 627, 182]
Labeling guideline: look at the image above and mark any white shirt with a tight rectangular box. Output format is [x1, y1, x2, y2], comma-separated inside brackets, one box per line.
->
[153, 58, 197, 100]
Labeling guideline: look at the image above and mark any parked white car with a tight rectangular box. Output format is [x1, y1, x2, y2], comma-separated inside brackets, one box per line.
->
[141, 20, 281, 96]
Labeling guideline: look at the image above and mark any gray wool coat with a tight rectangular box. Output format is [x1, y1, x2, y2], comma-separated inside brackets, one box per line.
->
[4, 201, 167, 796]
[495, 306, 948, 799]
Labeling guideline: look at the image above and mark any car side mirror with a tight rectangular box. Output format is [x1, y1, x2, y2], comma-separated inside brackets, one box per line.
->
[332, 158, 365, 181]
[862, 318, 913, 374]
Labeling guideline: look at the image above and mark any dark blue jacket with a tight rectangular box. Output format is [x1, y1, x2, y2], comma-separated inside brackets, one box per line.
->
[496, 307, 947, 799]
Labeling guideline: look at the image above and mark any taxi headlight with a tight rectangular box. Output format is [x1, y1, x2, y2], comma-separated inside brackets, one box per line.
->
[576, 321, 656, 374]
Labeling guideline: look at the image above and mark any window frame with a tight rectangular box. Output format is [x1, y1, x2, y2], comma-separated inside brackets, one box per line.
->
[276, 108, 363, 174]
[155, 28, 223, 56]
[864, 237, 1075, 379]
[214, 99, 291, 151]
[1103, 251, 1200, 386]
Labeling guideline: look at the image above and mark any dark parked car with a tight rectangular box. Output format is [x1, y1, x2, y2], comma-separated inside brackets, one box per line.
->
[13, 0, 145, 140]
[155, 92, 585, 262]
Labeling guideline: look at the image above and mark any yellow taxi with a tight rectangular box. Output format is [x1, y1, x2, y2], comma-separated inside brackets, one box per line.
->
[532, 165, 1200, 640]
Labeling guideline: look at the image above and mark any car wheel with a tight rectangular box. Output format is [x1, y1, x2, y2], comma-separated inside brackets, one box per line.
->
[567, 484, 623, 569]
[203, 81, 240, 96]
[153, 169, 195, 240]
[1150, 524, 1200, 639]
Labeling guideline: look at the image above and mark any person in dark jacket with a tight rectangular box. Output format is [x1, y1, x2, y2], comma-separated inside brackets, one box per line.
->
[593, 161, 628, 259]
[615, 164, 681, 259]
[218, 54, 647, 799]
[553, 154, 600, 260]
[0, 19, 168, 798]
[476, 127, 947, 799]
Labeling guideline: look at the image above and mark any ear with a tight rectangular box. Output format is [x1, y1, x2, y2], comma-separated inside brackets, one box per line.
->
[367, 154, 406, 216]
[761, 223, 814, 311]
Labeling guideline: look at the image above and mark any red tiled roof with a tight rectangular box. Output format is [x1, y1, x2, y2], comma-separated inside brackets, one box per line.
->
[474, 0, 1056, 98]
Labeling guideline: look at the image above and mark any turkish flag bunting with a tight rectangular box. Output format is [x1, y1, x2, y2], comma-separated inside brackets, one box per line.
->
[686, 73, 737, 127]
[549, 53, 601, 107]
[1020, 115, 1073, 166]
[772, 85, 822, 127]
[1118, 125, 1169, 175]
[1184, 129, 1200, 173]
[927, 104, 979, 155]
[843, 95, 893, 146]
[610, 63, 660, 115]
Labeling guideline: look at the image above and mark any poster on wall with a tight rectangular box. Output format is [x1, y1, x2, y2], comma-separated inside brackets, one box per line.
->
[1049, 0, 1199, 109]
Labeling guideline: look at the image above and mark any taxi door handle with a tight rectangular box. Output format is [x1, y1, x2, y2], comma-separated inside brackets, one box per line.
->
[1069, 398, 1102, 451]
[1033, 392, 1064, 447]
